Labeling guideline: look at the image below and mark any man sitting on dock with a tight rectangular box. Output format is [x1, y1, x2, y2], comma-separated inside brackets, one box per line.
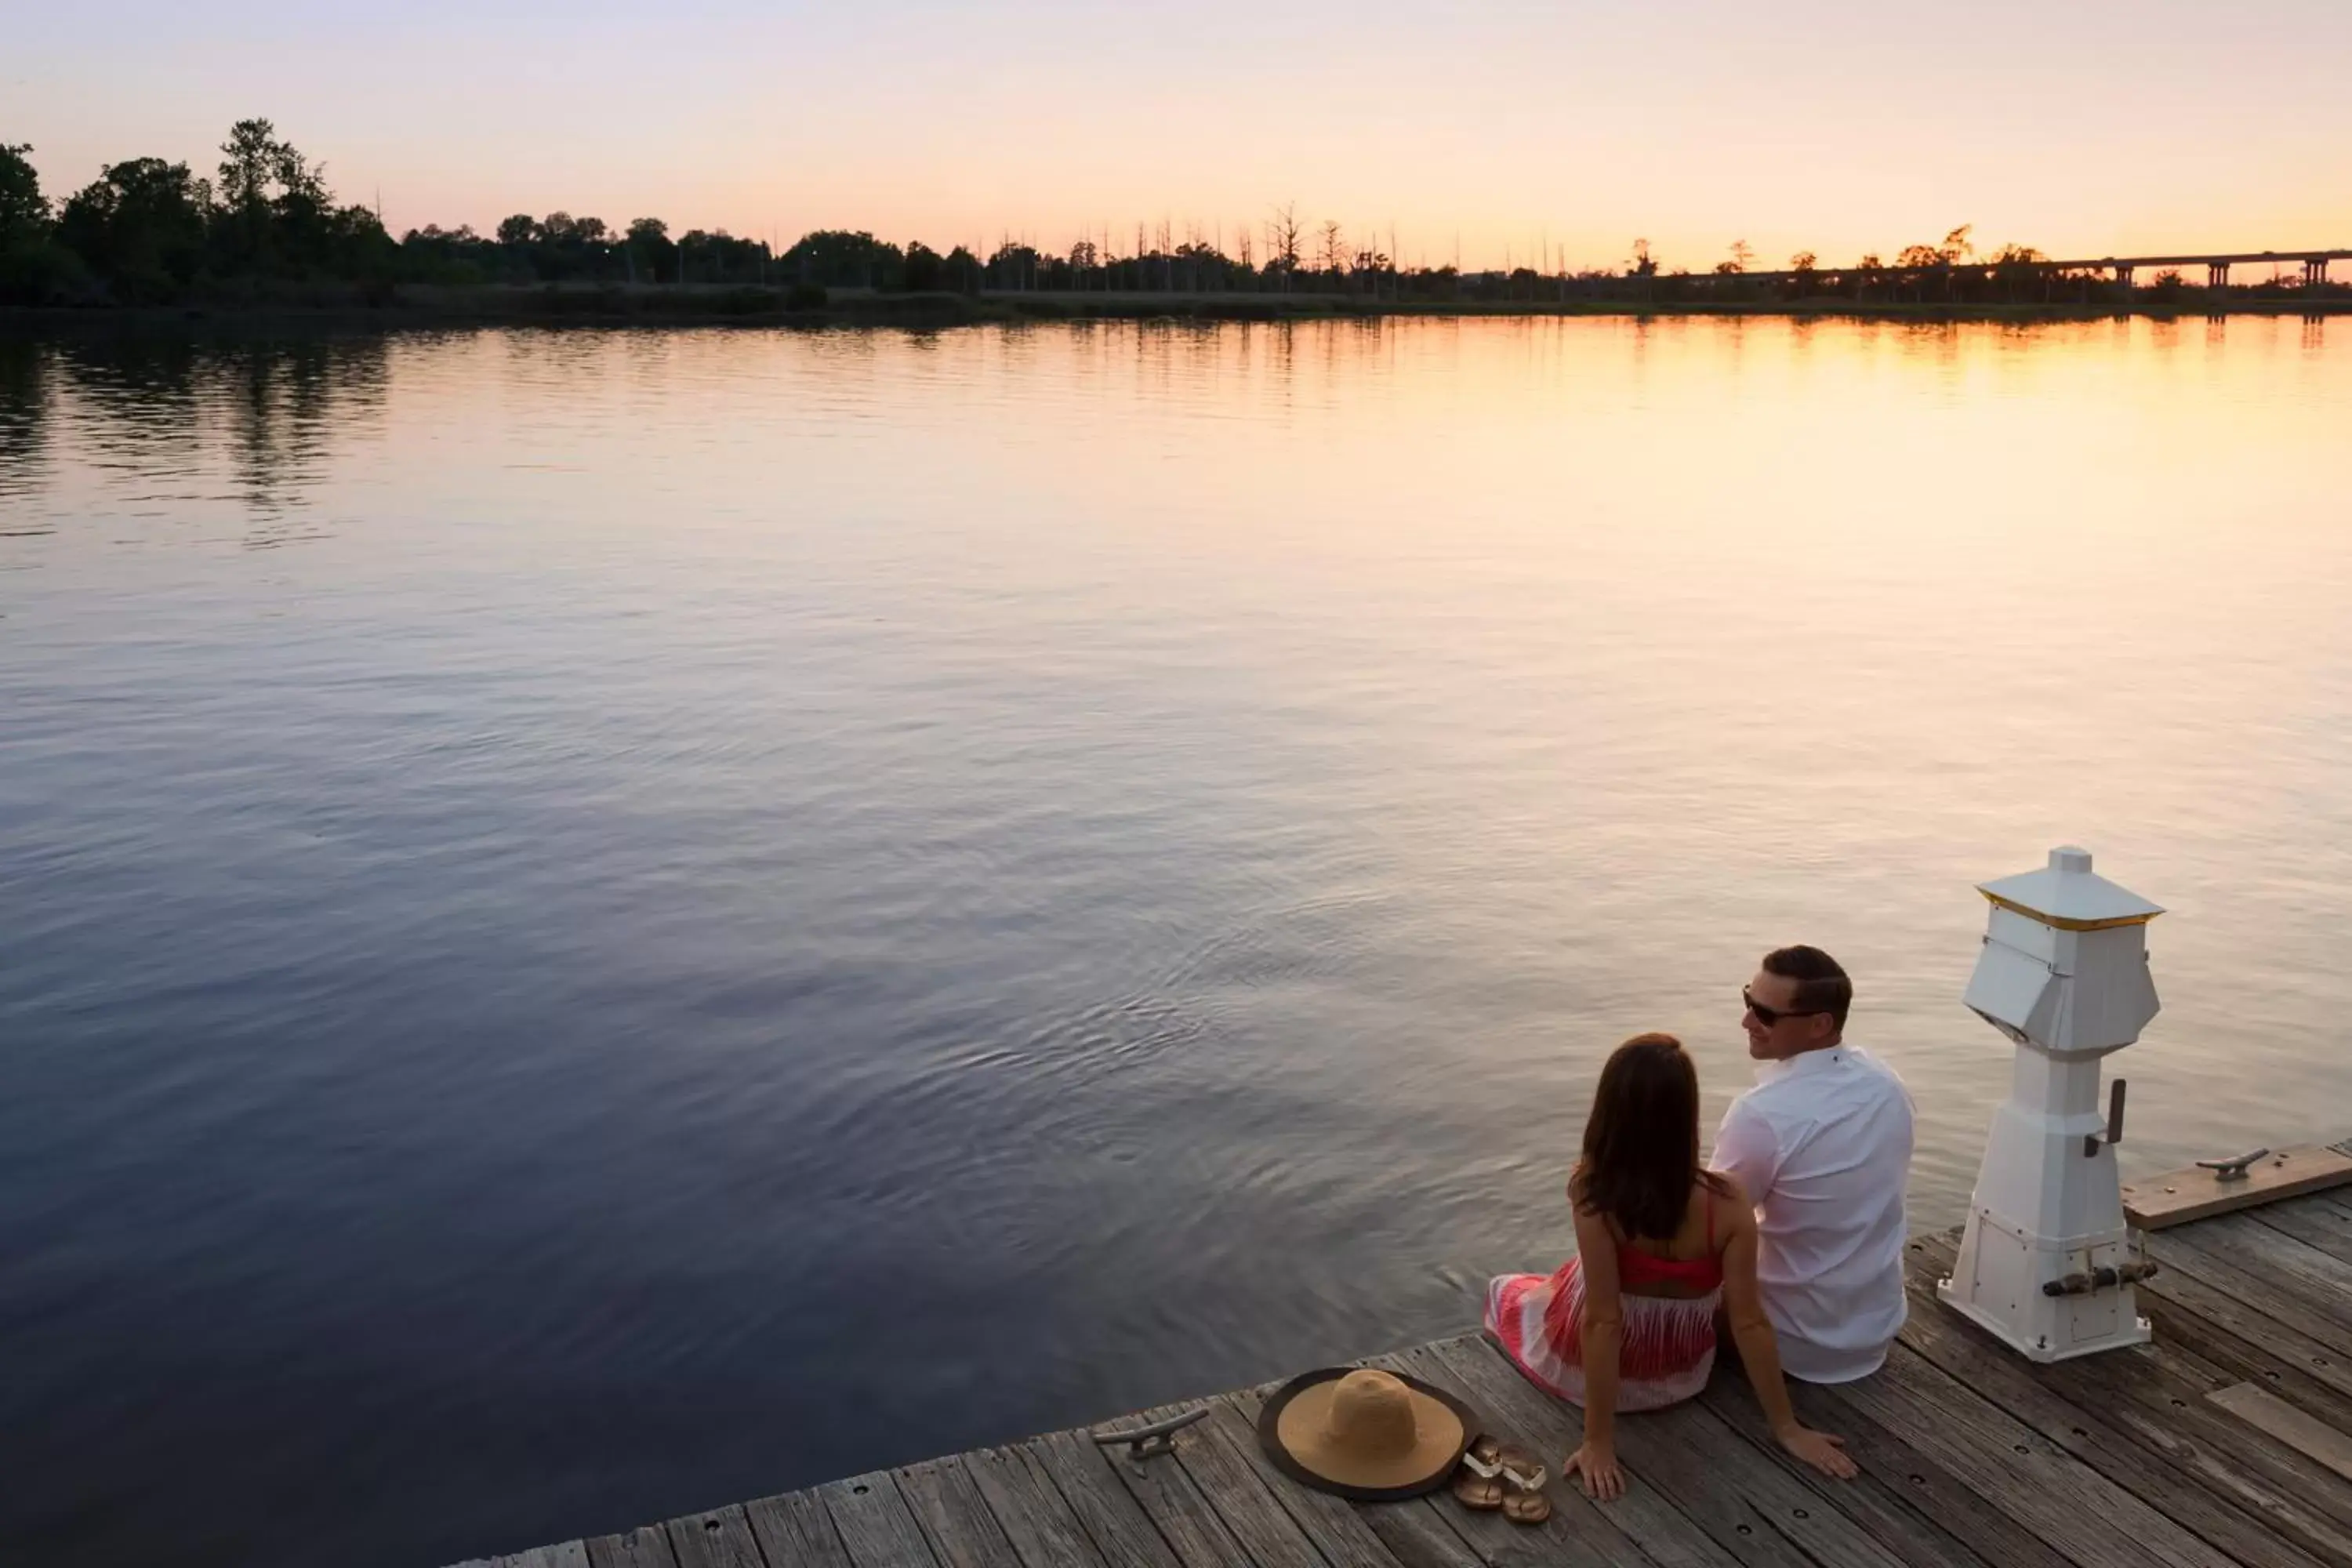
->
[1710, 946, 1915, 1382]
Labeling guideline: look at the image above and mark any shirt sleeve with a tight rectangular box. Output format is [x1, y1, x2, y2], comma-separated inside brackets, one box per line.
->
[1711, 1096, 1781, 1208]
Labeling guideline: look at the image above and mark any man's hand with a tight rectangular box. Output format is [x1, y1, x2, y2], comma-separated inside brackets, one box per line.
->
[1773, 1422, 1856, 1479]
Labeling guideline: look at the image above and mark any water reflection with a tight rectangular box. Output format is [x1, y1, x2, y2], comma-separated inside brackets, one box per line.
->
[0, 339, 51, 521]
[3, 318, 2350, 1568]
[33, 332, 392, 543]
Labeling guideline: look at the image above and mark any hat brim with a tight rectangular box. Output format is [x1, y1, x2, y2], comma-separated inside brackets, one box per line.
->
[1256, 1367, 1478, 1501]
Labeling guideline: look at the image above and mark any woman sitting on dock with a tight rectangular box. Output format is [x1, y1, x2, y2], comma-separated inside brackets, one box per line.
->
[1486, 1032, 1858, 1498]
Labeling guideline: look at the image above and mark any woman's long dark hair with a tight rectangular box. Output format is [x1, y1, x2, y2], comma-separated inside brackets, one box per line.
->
[1570, 1032, 1730, 1242]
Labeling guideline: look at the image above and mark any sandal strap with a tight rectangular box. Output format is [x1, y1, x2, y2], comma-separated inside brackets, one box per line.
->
[1458, 1450, 1504, 1479]
[1501, 1462, 1547, 1490]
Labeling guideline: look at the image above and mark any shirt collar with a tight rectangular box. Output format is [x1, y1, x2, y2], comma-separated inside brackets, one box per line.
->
[1757, 1044, 1849, 1083]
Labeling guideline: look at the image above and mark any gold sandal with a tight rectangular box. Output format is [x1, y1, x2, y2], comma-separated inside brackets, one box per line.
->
[1452, 1436, 1504, 1510]
[1497, 1446, 1552, 1525]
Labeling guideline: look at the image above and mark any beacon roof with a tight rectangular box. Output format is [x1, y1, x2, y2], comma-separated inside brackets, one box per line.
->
[1978, 846, 2165, 927]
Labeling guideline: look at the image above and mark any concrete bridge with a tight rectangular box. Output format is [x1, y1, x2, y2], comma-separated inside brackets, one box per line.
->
[2078, 249, 2350, 289]
[1676, 246, 2349, 290]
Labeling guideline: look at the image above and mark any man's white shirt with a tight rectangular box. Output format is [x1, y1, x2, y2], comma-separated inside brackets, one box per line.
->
[1710, 1044, 1915, 1383]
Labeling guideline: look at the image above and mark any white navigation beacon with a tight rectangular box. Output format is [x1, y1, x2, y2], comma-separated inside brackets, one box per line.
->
[1937, 846, 2165, 1361]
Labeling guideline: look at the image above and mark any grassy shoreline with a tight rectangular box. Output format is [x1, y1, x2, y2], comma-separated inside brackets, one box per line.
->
[5, 281, 2346, 334]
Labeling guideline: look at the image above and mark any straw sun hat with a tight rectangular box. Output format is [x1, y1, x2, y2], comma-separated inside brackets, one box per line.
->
[1257, 1367, 1476, 1500]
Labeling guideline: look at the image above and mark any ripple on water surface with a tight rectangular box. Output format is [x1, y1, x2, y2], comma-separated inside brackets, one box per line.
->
[2, 318, 2350, 1567]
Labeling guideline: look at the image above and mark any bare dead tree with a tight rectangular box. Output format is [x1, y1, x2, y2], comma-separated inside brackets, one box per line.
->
[1267, 202, 1303, 292]
[1318, 220, 1345, 285]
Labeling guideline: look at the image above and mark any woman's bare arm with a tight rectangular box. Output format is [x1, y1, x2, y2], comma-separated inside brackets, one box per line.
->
[1565, 1200, 1629, 1497]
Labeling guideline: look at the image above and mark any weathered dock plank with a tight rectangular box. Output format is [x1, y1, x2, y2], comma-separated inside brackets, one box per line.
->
[1063, 1415, 1249, 1568]
[1891, 1242, 2316, 1568]
[2154, 1221, 2352, 1363]
[450, 1149, 2352, 1568]
[2209, 1383, 2352, 1487]
[1914, 1233, 2352, 1564]
[499, 1546, 591, 1568]
[894, 1457, 1022, 1568]
[1622, 1398, 1903, 1568]
[1827, 1339, 2240, 1568]
[2132, 1245, 2352, 1418]
[1437, 1332, 1910, 1568]
[1181, 1395, 1409, 1568]
[2179, 1211, 2352, 1319]
[1697, 1360, 2033, 1568]
[1406, 1336, 1735, 1568]
[2123, 1145, 2352, 1230]
[1211, 1383, 1476, 1568]
[1115, 1398, 1322, 1568]
[2250, 1193, 2352, 1266]
[817, 1473, 941, 1568]
[742, 1486, 855, 1568]
[586, 1524, 679, 1568]
[667, 1504, 765, 1568]
[960, 1444, 1109, 1568]
[1023, 1427, 1185, 1568]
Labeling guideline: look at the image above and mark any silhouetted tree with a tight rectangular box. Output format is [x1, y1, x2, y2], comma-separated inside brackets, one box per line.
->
[0, 143, 78, 301]
[0, 143, 46, 233]
[1986, 243, 2049, 299]
[211, 118, 340, 274]
[674, 229, 767, 285]
[985, 240, 1040, 291]
[784, 229, 900, 289]
[1266, 202, 1303, 289]
[616, 217, 670, 284]
[57, 158, 210, 300]
[1317, 220, 1346, 282]
[517, 212, 618, 280]
[397, 223, 502, 283]
[902, 240, 943, 292]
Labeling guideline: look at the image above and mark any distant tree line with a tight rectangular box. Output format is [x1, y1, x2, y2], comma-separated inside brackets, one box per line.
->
[4, 125, 2341, 310]
[3, 122, 394, 303]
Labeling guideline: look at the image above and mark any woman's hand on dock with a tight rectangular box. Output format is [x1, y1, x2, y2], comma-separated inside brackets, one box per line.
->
[1563, 1441, 1627, 1501]
[1773, 1422, 1856, 1479]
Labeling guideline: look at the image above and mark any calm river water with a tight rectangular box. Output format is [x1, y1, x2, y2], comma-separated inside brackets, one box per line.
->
[4, 316, 2350, 1567]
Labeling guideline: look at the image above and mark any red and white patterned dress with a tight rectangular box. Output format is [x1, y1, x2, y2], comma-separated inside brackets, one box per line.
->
[1485, 1203, 1724, 1411]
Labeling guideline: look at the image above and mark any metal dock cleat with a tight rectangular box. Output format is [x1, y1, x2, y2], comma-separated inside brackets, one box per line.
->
[1090, 1406, 1208, 1473]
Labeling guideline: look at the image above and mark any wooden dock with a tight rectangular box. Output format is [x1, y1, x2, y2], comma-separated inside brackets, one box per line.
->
[454, 1144, 2352, 1568]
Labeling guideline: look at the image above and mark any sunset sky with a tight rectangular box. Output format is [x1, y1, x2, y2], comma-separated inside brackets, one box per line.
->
[13, 0, 2350, 274]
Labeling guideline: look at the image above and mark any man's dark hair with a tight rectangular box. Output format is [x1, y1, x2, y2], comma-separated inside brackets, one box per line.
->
[1763, 945, 1852, 1032]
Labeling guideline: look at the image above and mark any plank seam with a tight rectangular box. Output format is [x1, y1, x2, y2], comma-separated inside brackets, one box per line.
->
[665, 1507, 777, 1568]
[840, 1474, 947, 1568]
[1034, 1433, 1189, 1568]
[1693, 1370, 1998, 1567]
[1180, 1430, 1352, 1568]
[1891, 1298, 2321, 1568]
[2154, 1227, 2352, 1359]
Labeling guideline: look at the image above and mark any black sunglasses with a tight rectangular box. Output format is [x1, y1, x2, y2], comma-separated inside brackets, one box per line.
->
[1744, 988, 1831, 1027]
